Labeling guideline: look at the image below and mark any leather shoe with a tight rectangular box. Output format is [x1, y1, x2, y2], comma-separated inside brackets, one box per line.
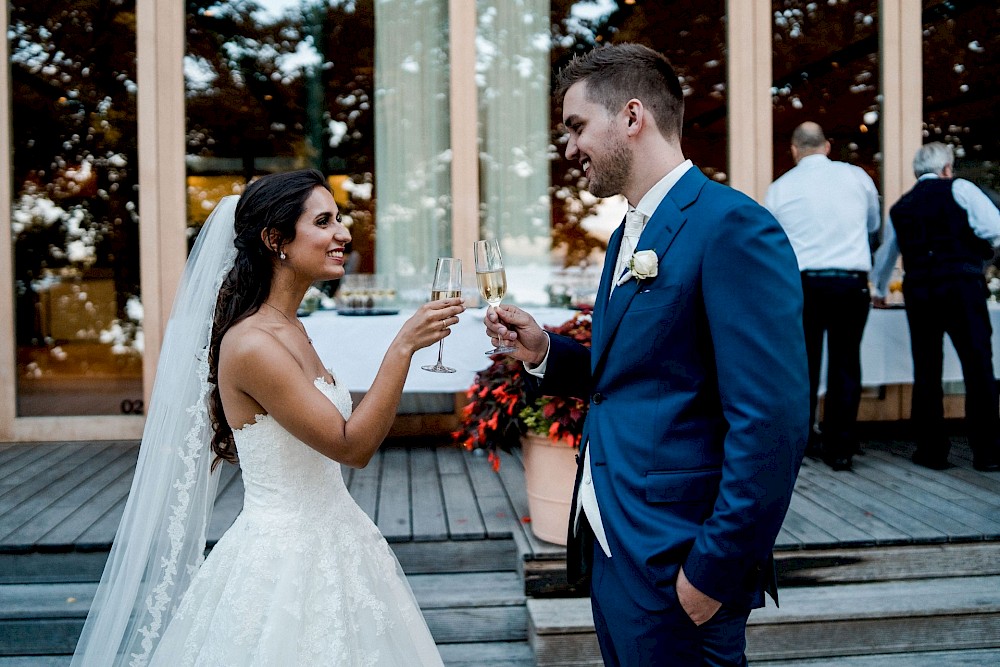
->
[973, 458, 1000, 472]
[805, 430, 823, 459]
[824, 455, 852, 472]
[911, 450, 952, 470]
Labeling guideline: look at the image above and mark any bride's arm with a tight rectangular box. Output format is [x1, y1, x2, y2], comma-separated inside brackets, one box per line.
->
[222, 298, 463, 468]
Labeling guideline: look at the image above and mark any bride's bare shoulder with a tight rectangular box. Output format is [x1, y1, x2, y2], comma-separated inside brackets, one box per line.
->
[220, 314, 286, 368]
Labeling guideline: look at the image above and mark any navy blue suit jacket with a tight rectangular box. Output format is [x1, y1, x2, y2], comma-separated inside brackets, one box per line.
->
[540, 167, 809, 610]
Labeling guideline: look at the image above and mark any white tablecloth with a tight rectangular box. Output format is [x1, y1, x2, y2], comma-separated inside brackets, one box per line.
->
[302, 307, 578, 395]
[829, 301, 1000, 389]
[303, 303, 1000, 402]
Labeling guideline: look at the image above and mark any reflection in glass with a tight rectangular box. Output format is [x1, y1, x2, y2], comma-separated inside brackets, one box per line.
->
[374, 0, 452, 292]
[477, 0, 552, 305]
[771, 1, 881, 189]
[548, 1, 727, 302]
[922, 1, 999, 200]
[10, 1, 143, 416]
[184, 1, 451, 303]
[185, 1, 378, 268]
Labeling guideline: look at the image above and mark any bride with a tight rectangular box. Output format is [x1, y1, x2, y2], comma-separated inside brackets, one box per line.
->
[71, 169, 462, 666]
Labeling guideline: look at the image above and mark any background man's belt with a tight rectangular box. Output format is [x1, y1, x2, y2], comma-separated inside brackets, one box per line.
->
[801, 269, 867, 280]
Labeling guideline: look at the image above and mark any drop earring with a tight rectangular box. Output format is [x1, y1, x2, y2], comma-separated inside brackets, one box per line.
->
[279, 251, 286, 260]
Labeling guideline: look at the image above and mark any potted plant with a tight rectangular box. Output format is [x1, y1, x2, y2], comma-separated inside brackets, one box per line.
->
[453, 309, 592, 545]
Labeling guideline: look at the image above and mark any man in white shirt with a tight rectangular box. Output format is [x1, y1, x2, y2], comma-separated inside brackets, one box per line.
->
[485, 43, 808, 666]
[870, 142, 1000, 472]
[765, 122, 881, 472]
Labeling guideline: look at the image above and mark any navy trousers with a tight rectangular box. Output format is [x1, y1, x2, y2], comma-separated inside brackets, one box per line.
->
[590, 542, 751, 667]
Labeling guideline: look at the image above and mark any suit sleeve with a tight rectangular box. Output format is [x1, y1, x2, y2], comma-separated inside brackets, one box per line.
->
[534, 333, 594, 399]
[682, 199, 810, 605]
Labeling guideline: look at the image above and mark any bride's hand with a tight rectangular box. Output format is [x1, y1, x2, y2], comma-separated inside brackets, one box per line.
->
[393, 298, 465, 355]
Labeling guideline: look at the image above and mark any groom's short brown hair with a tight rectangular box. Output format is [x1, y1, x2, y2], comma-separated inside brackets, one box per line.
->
[554, 43, 685, 141]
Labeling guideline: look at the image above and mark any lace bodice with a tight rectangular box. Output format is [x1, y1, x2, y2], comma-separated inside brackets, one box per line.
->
[233, 377, 354, 522]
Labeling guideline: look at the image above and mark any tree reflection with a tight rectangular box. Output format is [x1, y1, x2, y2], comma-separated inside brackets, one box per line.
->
[771, 0, 880, 185]
[549, 0, 727, 268]
[922, 0, 999, 197]
[10, 1, 142, 415]
[185, 0, 377, 270]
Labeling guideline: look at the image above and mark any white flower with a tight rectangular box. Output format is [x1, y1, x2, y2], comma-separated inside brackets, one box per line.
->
[617, 249, 659, 286]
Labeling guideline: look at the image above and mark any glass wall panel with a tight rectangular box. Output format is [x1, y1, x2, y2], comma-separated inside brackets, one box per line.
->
[185, 0, 450, 304]
[922, 1, 1000, 292]
[185, 1, 374, 255]
[477, 0, 552, 304]
[9, 1, 143, 416]
[771, 1, 880, 189]
[547, 0, 728, 307]
[922, 1, 999, 196]
[374, 0, 451, 296]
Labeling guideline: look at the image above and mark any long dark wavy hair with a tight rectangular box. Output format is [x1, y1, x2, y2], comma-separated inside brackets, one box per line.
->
[208, 168, 329, 469]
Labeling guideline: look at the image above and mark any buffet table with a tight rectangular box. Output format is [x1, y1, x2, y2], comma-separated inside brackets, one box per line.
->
[842, 301, 1000, 389]
[302, 307, 577, 412]
[302, 303, 1000, 411]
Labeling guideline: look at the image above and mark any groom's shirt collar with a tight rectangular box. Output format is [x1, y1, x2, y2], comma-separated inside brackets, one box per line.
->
[632, 159, 693, 223]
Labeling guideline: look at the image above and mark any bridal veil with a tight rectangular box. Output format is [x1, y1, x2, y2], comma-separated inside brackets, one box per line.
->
[71, 195, 239, 666]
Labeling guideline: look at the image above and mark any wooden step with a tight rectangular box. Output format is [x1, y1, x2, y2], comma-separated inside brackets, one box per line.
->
[527, 597, 603, 667]
[410, 571, 527, 644]
[527, 575, 1000, 666]
[438, 641, 535, 666]
[521, 540, 1000, 597]
[0, 536, 520, 585]
[0, 642, 539, 666]
[753, 647, 1000, 666]
[0, 571, 527, 656]
[748, 574, 1000, 661]
[775, 541, 1000, 586]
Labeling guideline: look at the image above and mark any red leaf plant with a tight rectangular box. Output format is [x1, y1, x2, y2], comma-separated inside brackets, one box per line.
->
[453, 309, 592, 470]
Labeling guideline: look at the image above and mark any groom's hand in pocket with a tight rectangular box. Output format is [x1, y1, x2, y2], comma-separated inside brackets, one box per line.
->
[676, 566, 722, 625]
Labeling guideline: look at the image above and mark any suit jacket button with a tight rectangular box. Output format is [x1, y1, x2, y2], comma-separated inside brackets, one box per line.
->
[592, 393, 604, 404]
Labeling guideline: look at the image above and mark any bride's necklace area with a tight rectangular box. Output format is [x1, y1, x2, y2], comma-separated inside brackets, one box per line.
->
[262, 302, 313, 345]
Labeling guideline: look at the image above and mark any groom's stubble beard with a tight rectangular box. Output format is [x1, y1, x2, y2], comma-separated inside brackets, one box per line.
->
[587, 132, 633, 200]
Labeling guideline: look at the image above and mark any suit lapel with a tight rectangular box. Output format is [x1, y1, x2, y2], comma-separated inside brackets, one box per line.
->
[591, 168, 707, 370]
[591, 217, 625, 352]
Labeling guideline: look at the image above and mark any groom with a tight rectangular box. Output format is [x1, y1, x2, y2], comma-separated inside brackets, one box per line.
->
[486, 44, 809, 666]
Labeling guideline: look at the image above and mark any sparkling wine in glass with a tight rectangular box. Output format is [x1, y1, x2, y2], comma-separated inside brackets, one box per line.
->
[421, 257, 462, 373]
[474, 239, 516, 354]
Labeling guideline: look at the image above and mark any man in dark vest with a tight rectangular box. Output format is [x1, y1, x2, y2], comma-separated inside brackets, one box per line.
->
[871, 142, 1000, 472]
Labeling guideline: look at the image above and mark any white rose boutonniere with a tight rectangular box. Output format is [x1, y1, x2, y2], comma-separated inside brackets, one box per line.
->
[617, 249, 659, 286]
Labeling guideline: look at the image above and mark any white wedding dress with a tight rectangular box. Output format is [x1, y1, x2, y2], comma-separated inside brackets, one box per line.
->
[148, 376, 444, 666]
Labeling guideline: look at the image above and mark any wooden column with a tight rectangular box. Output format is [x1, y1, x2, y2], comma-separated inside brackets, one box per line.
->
[137, 0, 188, 409]
[0, 6, 15, 439]
[448, 0, 479, 286]
[726, 0, 773, 203]
[880, 0, 923, 212]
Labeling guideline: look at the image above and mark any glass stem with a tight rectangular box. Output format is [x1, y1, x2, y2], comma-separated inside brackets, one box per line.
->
[435, 340, 445, 366]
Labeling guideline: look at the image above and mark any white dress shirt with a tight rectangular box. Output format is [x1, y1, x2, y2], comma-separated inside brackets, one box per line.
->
[764, 154, 881, 271]
[871, 175, 1000, 297]
[526, 159, 693, 558]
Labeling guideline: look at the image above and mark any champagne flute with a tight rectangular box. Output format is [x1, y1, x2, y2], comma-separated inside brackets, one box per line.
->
[474, 239, 516, 354]
[421, 257, 463, 373]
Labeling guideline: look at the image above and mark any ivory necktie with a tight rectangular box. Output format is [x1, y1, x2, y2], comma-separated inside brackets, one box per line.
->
[611, 209, 645, 296]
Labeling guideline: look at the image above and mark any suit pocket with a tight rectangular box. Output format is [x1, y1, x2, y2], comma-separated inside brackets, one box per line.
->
[626, 283, 682, 313]
[644, 468, 721, 504]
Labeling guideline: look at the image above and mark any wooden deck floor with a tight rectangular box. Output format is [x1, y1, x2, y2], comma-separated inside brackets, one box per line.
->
[1, 434, 999, 579]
